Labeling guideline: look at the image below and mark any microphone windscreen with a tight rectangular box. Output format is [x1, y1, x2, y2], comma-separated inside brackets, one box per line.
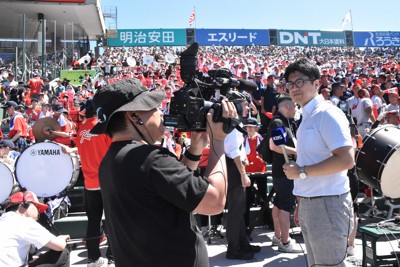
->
[180, 42, 199, 57]
[237, 79, 257, 93]
[271, 126, 287, 146]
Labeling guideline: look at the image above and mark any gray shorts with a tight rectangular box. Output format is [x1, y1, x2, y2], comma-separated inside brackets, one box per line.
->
[298, 192, 353, 267]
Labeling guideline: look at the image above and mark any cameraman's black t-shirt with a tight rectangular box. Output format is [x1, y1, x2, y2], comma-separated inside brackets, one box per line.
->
[99, 141, 210, 267]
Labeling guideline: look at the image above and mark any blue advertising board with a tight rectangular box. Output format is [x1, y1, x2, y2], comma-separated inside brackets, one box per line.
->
[354, 31, 400, 47]
[107, 29, 187, 47]
[195, 29, 269, 46]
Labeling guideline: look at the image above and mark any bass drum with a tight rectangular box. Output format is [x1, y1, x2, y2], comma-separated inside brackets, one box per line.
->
[355, 125, 400, 199]
[0, 161, 18, 204]
[15, 142, 80, 197]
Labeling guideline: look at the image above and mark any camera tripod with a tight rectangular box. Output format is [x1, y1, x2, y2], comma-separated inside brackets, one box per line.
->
[202, 213, 224, 245]
[247, 185, 275, 236]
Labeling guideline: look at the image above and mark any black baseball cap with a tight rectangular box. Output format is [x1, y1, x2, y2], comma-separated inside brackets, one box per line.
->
[0, 139, 15, 149]
[0, 101, 18, 108]
[52, 102, 64, 112]
[332, 82, 345, 90]
[81, 97, 95, 118]
[91, 78, 164, 134]
[244, 117, 259, 127]
[277, 94, 293, 105]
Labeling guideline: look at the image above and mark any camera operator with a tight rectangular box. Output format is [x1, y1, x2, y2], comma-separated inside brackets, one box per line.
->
[91, 78, 236, 267]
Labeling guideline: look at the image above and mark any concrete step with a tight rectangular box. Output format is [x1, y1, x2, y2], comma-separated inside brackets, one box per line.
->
[52, 206, 272, 239]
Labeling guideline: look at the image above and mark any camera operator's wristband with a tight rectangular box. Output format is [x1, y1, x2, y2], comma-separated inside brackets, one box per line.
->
[184, 150, 202, 161]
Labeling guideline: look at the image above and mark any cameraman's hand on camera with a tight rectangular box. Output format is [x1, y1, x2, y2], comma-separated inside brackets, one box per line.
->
[189, 132, 209, 155]
[207, 99, 237, 141]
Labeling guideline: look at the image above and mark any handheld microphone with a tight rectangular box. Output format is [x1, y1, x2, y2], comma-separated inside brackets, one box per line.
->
[271, 126, 289, 163]
[237, 79, 257, 93]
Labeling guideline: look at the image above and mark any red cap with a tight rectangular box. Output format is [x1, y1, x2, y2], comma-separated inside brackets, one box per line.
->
[321, 88, 331, 94]
[386, 110, 399, 116]
[9, 191, 48, 213]
[355, 79, 363, 85]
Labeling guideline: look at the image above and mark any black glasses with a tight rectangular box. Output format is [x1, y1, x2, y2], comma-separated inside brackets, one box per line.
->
[285, 78, 315, 90]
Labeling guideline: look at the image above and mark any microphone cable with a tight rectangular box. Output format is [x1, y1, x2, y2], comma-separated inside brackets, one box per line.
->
[129, 117, 154, 146]
[288, 225, 307, 264]
[200, 107, 233, 248]
[205, 112, 228, 202]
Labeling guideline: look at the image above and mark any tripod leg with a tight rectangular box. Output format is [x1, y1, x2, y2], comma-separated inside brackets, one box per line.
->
[208, 215, 212, 245]
[247, 187, 275, 235]
[203, 214, 224, 244]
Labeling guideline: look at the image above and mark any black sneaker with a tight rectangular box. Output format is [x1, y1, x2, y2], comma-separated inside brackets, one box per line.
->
[226, 250, 254, 260]
[242, 244, 261, 253]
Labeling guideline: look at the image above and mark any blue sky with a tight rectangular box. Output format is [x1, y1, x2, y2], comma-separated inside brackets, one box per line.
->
[100, 0, 400, 31]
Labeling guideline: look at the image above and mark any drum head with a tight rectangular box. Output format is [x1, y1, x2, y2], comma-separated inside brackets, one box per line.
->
[381, 148, 400, 199]
[355, 125, 400, 194]
[0, 162, 14, 203]
[15, 142, 74, 197]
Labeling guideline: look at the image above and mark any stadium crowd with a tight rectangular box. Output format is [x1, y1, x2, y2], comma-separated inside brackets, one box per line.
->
[0, 44, 400, 265]
[0, 45, 398, 150]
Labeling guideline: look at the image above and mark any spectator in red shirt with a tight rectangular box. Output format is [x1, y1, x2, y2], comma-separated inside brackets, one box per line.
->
[27, 73, 44, 100]
[25, 98, 41, 123]
[62, 98, 114, 265]
[43, 102, 73, 146]
[71, 57, 80, 70]
[94, 74, 107, 91]
[0, 101, 28, 151]
[161, 127, 182, 159]
[243, 117, 267, 228]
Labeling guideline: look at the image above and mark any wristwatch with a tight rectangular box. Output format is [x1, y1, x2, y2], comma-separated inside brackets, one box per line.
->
[299, 166, 307, 180]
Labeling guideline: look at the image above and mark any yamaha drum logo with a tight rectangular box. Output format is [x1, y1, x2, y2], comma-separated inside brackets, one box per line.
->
[29, 149, 61, 156]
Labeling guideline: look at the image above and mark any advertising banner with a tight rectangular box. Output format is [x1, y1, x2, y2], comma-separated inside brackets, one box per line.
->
[107, 29, 187, 47]
[353, 31, 400, 47]
[60, 70, 96, 86]
[277, 30, 346, 46]
[195, 29, 270, 46]
[33, 0, 85, 2]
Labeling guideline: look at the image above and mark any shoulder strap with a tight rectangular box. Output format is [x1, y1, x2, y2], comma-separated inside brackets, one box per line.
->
[257, 133, 263, 142]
